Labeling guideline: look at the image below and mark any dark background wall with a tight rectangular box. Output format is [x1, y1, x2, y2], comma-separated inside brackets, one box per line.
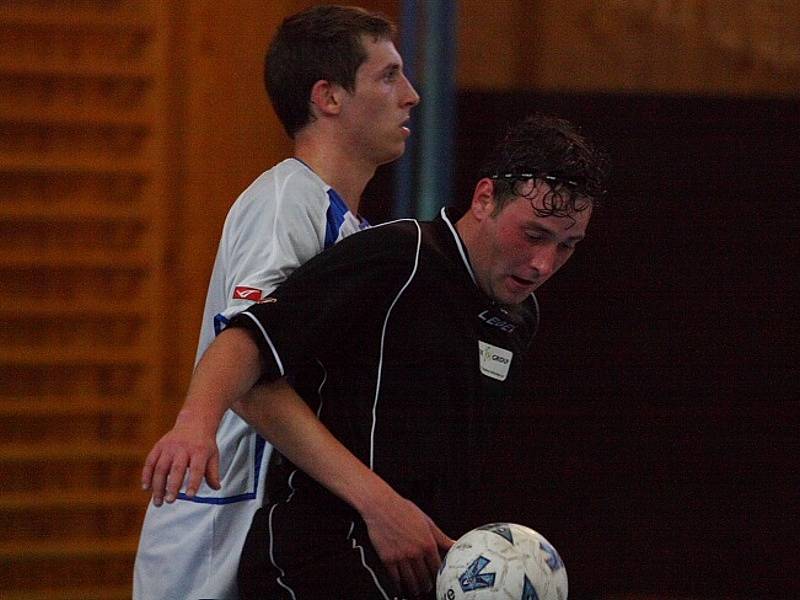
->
[452, 92, 799, 598]
[364, 91, 799, 598]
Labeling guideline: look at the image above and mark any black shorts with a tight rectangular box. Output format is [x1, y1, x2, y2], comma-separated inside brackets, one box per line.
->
[238, 499, 420, 600]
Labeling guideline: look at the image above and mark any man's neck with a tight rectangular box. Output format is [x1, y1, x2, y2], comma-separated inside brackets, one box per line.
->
[294, 138, 376, 215]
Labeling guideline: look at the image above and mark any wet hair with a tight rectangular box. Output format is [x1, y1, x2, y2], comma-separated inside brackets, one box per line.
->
[265, 5, 396, 138]
[479, 114, 610, 218]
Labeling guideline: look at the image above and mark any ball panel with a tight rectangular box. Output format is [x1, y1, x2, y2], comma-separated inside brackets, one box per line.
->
[436, 523, 567, 600]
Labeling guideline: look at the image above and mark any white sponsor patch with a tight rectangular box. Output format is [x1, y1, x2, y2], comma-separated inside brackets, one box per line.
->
[478, 340, 513, 381]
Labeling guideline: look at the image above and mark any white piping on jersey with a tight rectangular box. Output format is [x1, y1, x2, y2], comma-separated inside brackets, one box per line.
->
[346, 521, 395, 600]
[315, 359, 327, 417]
[365, 216, 417, 230]
[369, 220, 422, 471]
[268, 468, 300, 598]
[440, 207, 478, 287]
[240, 312, 285, 376]
[530, 292, 541, 332]
[265, 361, 328, 596]
[268, 501, 297, 599]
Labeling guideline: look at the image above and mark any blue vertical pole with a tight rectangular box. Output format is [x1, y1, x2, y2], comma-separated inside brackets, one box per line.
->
[416, 0, 457, 220]
[391, 0, 420, 219]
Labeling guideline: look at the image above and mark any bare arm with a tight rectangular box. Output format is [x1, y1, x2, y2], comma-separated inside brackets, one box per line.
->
[232, 380, 453, 596]
[141, 327, 262, 504]
[141, 325, 452, 594]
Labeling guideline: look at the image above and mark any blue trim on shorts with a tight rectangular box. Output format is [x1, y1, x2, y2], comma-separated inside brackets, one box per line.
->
[175, 428, 267, 505]
[181, 312, 268, 504]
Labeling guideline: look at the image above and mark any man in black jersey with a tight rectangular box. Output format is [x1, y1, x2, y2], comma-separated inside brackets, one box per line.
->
[172, 114, 609, 599]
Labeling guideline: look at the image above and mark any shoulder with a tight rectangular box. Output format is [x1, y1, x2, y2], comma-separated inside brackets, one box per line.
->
[336, 218, 422, 256]
[234, 159, 328, 210]
[222, 160, 331, 232]
[289, 218, 422, 280]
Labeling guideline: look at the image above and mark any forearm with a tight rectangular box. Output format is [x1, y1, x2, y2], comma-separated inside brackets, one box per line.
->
[233, 379, 453, 596]
[142, 327, 264, 501]
[232, 379, 395, 515]
[179, 327, 264, 435]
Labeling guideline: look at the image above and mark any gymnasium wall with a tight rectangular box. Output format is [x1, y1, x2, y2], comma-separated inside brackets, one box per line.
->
[452, 91, 799, 598]
[0, 1, 797, 598]
[457, 0, 800, 95]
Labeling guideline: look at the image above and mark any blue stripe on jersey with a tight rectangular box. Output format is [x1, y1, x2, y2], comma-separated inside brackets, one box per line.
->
[213, 313, 230, 336]
[324, 188, 350, 248]
[176, 435, 267, 504]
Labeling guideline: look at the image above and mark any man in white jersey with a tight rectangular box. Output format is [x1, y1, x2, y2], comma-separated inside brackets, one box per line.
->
[134, 6, 419, 599]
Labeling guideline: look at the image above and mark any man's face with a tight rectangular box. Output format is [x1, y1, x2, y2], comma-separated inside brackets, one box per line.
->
[338, 37, 420, 166]
[469, 180, 593, 305]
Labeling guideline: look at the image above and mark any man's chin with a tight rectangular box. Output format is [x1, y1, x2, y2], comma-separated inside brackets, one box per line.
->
[378, 144, 405, 166]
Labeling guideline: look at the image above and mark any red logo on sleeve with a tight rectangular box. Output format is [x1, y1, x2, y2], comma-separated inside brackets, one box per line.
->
[233, 286, 263, 301]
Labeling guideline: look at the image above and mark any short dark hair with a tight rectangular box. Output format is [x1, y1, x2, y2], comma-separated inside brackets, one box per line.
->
[479, 114, 610, 217]
[265, 5, 396, 138]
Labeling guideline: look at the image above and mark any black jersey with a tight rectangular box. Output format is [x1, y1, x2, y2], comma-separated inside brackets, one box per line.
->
[230, 208, 538, 536]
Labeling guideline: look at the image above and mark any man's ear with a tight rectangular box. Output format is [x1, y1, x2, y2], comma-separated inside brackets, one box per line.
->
[309, 79, 344, 117]
[469, 178, 497, 220]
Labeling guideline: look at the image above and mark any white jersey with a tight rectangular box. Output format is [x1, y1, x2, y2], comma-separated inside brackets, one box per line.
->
[133, 158, 368, 600]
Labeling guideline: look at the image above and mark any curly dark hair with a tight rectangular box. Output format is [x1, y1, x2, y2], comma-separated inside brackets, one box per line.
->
[265, 5, 396, 138]
[479, 114, 610, 218]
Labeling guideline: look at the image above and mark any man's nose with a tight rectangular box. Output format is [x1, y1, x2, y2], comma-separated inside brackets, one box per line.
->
[528, 244, 559, 279]
[402, 75, 420, 107]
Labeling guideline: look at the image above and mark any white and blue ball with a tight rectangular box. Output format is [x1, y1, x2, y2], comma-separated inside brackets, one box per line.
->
[436, 523, 567, 600]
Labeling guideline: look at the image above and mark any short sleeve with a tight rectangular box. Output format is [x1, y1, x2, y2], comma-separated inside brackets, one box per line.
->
[215, 169, 330, 322]
[228, 221, 421, 382]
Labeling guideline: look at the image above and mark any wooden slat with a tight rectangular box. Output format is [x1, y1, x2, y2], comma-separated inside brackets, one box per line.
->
[0, 10, 153, 31]
[0, 397, 145, 417]
[0, 586, 132, 600]
[0, 443, 143, 462]
[0, 202, 143, 219]
[0, 490, 144, 510]
[0, 105, 151, 127]
[0, 153, 151, 174]
[0, 57, 152, 80]
[0, 349, 150, 365]
[0, 300, 145, 316]
[0, 249, 150, 268]
[0, 538, 138, 560]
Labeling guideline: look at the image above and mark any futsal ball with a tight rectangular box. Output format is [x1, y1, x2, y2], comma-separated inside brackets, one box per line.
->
[436, 523, 567, 600]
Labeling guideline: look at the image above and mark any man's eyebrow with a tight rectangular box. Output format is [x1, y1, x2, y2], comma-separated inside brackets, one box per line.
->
[527, 223, 584, 241]
[381, 63, 401, 74]
[526, 223, 556, 235]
